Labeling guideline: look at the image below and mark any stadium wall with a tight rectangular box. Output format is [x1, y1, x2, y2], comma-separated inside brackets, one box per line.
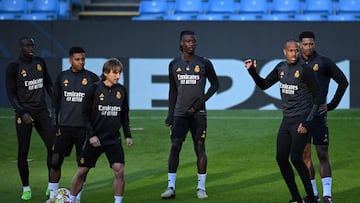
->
[0, 21, 359, 109]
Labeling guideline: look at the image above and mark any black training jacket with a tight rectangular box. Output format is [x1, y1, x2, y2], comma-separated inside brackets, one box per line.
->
[82, 81, 131, 146]
[6, 56, 53, 115]
[248, 60, 321, 129]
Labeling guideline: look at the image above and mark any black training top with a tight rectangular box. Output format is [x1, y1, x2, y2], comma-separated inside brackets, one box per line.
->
[6, 56, 53, 115]
[248, 60, 321, 128]
[82, 81, 131, 146]
[299, 51, 348, 112]
[167, 55, 219, 121]
[52, 68, 99, 127]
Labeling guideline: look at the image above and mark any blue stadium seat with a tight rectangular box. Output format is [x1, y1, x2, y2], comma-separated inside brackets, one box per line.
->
[228, 13, 258, 21]
[163, 13, 193, 20]
[303, 0, 333, 15]
[207, 0, 235, 14]
[132, 14, 162, 20]
[58, 0, 70, 19]
[32, 0, 59, 13]
[239, 0, 268, 14]
[0, 13, 21, 20]
[138, 0, 168, 15]
[134, 0, 169, 20]
[261, 13, 293, 21]
[21, 13, 57, 21]
[174, 0, 203, 14]
[196, 13, 225, 20]
[270, 0, 300, 14]
[337, 0, 360, 14]
[294, 13, 326, 21]
[327, 14, 360, 21]
[0, 0, 27, 13]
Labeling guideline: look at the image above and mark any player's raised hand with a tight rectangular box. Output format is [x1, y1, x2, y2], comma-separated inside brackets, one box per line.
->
[244, 59, 256, 70]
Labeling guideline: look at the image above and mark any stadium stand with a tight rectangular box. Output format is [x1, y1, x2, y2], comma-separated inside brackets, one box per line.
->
[238, 0, 268, 14]
[328, 13, 360, 21]
[0, 0, 28, 13]
[58, 0, 71, 19]
[270, 0, 300, 14]
[294, 13, 327, 21]
[0, 0, 74, 20]
[2, 0, 357, 21]
[132, 0, 167, 20]
[303, 0, 333, 15]
[30, 0, 60, 19]
[196, 13, 225, 20]
[207, 0, 235, 14]
[0, 12, 21, 20]
[21, 12, 57, 20]
[76, 0, 139, 20]
[163, 12, 194, 20]
[336, 0, 360, 14]
[174, 0, 204, 14]
[227, 13, 258, 21]
[261, 13, 293, 21]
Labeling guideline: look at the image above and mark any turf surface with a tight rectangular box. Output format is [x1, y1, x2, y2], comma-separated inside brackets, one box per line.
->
[0, 108, 359, 203]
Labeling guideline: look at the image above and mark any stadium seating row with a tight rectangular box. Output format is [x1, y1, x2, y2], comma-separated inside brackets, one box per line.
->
[132, 0, 360, 21]
[0, 0, 75, 21]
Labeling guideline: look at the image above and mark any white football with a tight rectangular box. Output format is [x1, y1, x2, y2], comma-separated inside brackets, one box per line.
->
[54, 188, 71, 203]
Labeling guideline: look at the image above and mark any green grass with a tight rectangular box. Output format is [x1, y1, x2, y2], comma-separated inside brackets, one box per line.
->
[1, 108, 359, 203]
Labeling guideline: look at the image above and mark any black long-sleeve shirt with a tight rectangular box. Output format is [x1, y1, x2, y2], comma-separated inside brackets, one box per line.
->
[52, 68, 99, 127]
[248, 60, 321, 128]
[299, 51, 349, 112]
[82, 81, 131, 146]
[167, 55, 219, 120]
[6, 56, 53, 115]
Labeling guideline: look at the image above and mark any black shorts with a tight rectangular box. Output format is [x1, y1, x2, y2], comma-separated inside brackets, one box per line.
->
[79, 141, 125, 168]
[308, 116, 329, 146]
[171, 114, 207, 142]
[52, 126, 86, 156]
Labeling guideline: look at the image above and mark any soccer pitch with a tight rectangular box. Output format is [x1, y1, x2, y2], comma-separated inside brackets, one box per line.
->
[0, 108, 359, 203]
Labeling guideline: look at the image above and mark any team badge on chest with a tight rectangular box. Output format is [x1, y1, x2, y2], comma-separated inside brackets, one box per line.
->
[116, 91, 122, 99]
[82, 78, 88, 86]
[294, 70, 300, 78]
[21, 69, 27, 77]
[37, 64, 42, 71]
[194, 65, 200, 73]
[99, 93, 105, 101]
[313, 64, 319, 71]
[63, 79, 69, 87]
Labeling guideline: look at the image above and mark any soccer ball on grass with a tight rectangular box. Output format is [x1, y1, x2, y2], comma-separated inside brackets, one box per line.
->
[54, 188, 71, 203]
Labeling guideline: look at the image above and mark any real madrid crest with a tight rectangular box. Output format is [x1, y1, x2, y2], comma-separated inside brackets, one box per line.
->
[17, 117, 22, 125]
[82, 78, 88, 86]
[116, 91, 122, 99]
[99, 93, 105, 101]
[294, 70, 300, 78]
[63, 79, 69, 87]
[280, 71, 285, 78]
[37, 64, 42, 71]
[194, 65, 200, 73]
[21, 69, 27, 77]
[313, 64, 319, 71]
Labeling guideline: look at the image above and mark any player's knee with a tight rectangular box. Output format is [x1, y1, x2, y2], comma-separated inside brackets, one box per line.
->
[171, 139, 182, 151]
[290, 155, 303, 168]
[51, 153, 63, 170]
